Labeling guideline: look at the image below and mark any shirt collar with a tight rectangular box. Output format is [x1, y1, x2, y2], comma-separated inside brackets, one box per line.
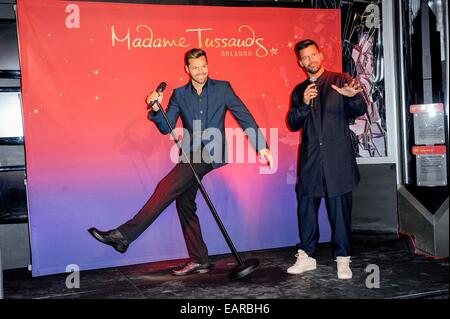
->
[188, 78, 209, 94]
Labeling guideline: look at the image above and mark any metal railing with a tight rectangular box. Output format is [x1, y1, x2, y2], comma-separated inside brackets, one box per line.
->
[0, 248, 4, 299]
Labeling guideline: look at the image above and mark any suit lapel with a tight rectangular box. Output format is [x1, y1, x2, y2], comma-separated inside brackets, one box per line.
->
[180, 83, 193, 119]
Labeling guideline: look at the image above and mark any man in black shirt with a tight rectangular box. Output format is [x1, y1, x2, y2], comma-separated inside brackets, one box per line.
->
[287, 39, 367, 279]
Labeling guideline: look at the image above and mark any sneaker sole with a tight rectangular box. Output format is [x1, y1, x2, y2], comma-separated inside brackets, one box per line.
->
[287, 266, 317, 275]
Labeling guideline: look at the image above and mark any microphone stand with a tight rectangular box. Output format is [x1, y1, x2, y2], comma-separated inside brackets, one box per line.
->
[151, 101, 259, 280]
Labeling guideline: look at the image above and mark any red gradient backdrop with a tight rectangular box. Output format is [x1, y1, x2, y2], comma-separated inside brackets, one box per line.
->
[17, 0, 342, 276]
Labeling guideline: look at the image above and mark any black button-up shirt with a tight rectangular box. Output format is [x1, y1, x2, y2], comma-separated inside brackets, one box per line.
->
[187, 80, 209, 150]
[188, 81, 208, 119]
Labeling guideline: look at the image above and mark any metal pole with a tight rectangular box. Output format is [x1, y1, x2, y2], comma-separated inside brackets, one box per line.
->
[0, 248, 4, 299]
[420, 0, 433, 104]
[397, 0, 411, 185]
[444, 0, 450, 180]
[155, 101, 245, 266]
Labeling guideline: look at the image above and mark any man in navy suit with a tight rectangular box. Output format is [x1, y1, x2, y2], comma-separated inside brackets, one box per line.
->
[89, 48, 273, 276]
[286, 39, 366, 279]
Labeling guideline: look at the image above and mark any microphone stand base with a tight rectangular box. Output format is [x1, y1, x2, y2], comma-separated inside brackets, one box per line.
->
[229, 258, 260, 281]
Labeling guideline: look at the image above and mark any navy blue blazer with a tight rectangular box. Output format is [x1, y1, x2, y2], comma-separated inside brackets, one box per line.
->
[149, 78, 267, 168]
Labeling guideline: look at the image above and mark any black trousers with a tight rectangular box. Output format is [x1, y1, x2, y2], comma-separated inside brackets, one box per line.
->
[117, 161, 214, 264]
[296, 191, 353, 259]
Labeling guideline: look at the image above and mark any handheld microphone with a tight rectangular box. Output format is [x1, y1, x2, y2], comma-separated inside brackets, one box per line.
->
[309, 77, 317, 107]
[148, 82, 167, 109]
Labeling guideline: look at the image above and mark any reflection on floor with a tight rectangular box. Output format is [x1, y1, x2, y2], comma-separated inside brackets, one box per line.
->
[2, 236, 448, 299]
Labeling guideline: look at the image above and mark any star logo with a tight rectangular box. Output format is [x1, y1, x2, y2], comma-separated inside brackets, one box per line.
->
[270, 47, 278, 56]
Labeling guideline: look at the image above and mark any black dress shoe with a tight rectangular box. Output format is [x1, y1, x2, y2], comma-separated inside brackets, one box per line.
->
[172, 261, 210, 276]
[88, 227, 129, 253]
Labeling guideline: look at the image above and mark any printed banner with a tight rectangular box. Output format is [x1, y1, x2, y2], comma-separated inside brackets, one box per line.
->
[17, 0, 342, 276]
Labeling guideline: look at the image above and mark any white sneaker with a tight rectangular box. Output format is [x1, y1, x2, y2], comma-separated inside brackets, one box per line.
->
[336, 256, 352, 279]
[287, 250, 317, 275]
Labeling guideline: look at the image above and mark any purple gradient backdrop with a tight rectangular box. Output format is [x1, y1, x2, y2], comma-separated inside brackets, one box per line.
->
[17, 0, 339, 276]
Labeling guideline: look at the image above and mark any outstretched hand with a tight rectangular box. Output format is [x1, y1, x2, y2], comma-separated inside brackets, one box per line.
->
[331, 79, 362, 97]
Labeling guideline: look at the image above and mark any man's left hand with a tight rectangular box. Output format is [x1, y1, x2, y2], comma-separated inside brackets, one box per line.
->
[259, 148, 274, 169]
[331, 79, 362, 97]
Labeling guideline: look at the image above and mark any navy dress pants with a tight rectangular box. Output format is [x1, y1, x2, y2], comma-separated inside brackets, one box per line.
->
[117, 161, 214, 264]
[296, 191, 353, 258]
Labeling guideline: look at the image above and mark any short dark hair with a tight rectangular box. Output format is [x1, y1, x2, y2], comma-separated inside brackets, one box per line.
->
[295, 39, 320, 56]
[184, 48, 208, 66]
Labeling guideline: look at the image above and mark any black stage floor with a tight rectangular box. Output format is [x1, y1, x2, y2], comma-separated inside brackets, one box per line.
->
[2, 236, 449, 299]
